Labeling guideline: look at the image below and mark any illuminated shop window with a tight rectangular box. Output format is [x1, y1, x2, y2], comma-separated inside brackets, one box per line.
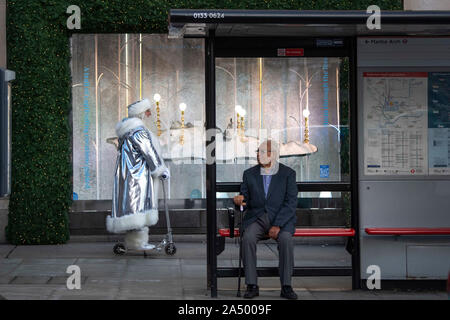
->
[215, 57, 350, 186]
[71, 34, 205, 200]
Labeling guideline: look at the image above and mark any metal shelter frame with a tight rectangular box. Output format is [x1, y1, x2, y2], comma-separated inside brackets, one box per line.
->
[168, 9, 450, 298]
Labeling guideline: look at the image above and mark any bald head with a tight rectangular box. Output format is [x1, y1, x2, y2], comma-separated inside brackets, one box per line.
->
[257, 139, 279, 167]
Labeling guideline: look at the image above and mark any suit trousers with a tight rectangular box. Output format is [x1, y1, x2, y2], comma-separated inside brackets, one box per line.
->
[242, 212, 294, 286]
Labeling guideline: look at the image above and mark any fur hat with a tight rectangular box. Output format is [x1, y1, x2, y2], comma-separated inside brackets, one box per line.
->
[127, 98, 152, 117]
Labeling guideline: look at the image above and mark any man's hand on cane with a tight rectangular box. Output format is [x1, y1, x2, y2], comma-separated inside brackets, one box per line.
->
[233, 195, 246, 207]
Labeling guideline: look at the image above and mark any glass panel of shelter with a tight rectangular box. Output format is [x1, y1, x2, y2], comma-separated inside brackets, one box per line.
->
[214, 54, 351, 232]
[215, 56, 351, 197]
[71, 34, 206, 201]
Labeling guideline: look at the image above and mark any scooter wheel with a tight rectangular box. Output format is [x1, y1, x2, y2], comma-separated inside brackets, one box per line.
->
[113, 243, 126, 255]
[165, 243, 176, 256]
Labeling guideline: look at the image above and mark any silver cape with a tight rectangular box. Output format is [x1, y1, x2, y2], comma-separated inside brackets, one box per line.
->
[107, 117, 168, 234]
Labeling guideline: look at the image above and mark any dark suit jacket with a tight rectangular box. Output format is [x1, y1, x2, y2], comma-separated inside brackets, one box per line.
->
[240, 163, 298, 234]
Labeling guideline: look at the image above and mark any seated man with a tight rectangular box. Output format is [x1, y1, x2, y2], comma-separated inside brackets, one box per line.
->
[234, 140, 298, 300]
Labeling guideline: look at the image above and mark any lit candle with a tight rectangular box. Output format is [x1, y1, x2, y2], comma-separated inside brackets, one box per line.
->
[240, 108, 247, 141]
[179, 103, 187, 145]
[154, 94, 162, 136]
[235, 105, 242, 130]
[303, 109, 310, 143]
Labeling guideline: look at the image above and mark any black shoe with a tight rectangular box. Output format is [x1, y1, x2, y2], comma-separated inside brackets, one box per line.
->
[280, 286, 298, 300]
[244, 285, 259, 299]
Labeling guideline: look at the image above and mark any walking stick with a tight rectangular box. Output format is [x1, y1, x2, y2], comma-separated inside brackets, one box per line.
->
[237, 204, 244, 297]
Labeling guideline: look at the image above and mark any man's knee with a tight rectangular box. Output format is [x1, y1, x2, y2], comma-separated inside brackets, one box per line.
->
[243, 230, 257, 245]
[277, 231, 293, 245]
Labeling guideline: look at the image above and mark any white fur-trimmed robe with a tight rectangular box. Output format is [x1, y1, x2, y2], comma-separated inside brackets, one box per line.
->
[107, 117, 168, 234]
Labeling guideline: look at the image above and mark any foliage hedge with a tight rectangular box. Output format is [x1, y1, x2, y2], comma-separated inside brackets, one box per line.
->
[5, 0, 402, 244]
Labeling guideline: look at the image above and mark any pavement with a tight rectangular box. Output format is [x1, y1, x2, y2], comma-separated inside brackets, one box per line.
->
[0, 236, 447, 300]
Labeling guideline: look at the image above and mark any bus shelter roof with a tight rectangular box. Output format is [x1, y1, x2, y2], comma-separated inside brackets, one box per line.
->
[168, 9, 450, 38]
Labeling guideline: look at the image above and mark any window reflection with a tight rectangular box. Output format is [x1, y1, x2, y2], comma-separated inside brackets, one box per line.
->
[71, 34, 205, 200]
[215, 57, 350, 184]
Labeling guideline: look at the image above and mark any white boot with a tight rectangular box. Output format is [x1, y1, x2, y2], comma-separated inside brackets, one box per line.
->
[125, 227, 155, 250]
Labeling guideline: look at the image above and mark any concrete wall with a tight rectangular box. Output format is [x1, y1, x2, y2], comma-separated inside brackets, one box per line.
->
[404, 0, 450, 10]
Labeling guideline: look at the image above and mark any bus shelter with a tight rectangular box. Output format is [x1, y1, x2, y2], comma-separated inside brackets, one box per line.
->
[168, 9, 450, 297]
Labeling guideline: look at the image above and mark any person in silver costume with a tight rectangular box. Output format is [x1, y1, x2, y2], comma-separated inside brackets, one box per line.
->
[106, 98, 169, 250]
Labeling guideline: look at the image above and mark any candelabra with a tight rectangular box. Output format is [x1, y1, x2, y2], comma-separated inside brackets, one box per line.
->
[154, 93, 161, 136]
[179, 103, 187, 145]
[303, 109, 310, 144]
[240, 108, 247, 142]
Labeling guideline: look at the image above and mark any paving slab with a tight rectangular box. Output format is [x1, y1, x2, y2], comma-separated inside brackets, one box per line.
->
[71, 263, 126, 277]
[47, 276, 88, 285]
[0, 260, 20, 276]
[0, 285, 56, 300]
[127, 258, 181, 266]
[296, 276, 352, 290]
[75, 258, 127, 264]
[10, 264, 68, 277]
[8, 243, 120, 259]
[48, 292, 118, 300]
[10, 263, 67, 277]
[123, 266, 182, 281]
[118, 281, 183, 297]
[0, 258, 22, 264]
[47, 282, 121, 299]
[0, 245, 15, 258]
[217, 260, 234, 267]
[180, 259, 205, 266]
[372, 290, 447, 300]
[181, 264, 206, 278]
[10, 276, 51, 285]
[182, 277, 209, 289]
[20, 258, 77, 265]
[0, 276, 14, 284]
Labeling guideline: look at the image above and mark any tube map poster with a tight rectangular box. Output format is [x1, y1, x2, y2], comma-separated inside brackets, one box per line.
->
[363, 71, 450, 176]
[363, 72, 428, 175]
